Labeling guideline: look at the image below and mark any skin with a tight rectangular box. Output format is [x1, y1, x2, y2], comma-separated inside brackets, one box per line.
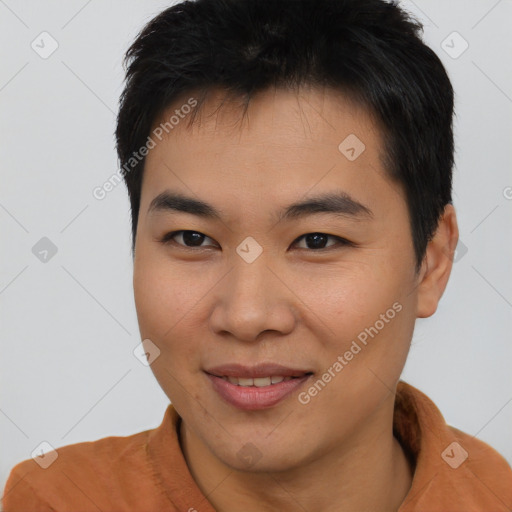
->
[133, 85, 459, 511]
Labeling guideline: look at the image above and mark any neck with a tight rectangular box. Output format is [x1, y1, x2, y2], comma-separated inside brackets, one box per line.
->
[179, 394, 413, 512]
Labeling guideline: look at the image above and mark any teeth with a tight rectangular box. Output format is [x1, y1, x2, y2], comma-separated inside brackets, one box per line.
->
[221, 375, 296, 387]
[253, 377, 271, 387]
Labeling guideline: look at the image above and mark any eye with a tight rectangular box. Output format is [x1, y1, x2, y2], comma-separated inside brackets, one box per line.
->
[292, 232, 352, 251]
[159, 230, 352, 251]
[159, 230, 217, 249]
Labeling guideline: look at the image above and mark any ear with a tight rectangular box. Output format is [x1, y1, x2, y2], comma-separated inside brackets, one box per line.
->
[416, 204, 459, 318]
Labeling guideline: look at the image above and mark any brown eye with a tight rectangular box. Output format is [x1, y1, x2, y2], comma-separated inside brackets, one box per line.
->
[293, 233, 352, 250]
[160, 230, 217, 248]
[159, 230, 352, 252]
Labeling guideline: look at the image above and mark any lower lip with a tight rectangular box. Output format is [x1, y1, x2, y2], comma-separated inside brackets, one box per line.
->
[206, 373, 312, 410]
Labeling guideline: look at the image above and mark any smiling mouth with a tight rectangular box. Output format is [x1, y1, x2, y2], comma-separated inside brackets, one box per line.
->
[215, 374, 313, 387]
[204, 366, 314, 410]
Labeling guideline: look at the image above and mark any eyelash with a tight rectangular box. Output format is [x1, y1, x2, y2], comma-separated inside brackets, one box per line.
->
[158, 230, 354, 252]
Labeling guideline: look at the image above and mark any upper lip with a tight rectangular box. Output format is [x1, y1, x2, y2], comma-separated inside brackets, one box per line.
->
[205, 363, 313, 378]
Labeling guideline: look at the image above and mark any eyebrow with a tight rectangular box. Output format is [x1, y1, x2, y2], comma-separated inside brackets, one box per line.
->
[147, 190, 373, 223]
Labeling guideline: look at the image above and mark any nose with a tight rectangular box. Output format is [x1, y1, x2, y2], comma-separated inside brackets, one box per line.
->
[209, 254, 296, 343]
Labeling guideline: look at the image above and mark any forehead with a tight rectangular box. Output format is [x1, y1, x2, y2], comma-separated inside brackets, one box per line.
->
[150, 85, 382, 153]
[141, 86, 403, 222]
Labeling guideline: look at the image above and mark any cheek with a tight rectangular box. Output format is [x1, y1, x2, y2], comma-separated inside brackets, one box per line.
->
[313, 263, 412, 370]
[133, 259, 204, 407]
[314, 264, 391, 331]
[133, 253, 197, 351]
[135, 242, 190, 314]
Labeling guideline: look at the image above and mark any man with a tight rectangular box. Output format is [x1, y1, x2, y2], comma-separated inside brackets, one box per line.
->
[3, 0, 512, 510]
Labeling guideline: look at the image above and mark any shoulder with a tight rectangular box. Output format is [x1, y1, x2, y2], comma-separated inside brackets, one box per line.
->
[396, 381, 512, 511]
[2, 428, 156, 511]
[448, 424, 512, 489]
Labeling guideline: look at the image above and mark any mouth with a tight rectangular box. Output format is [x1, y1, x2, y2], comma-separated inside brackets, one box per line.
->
[213, 375, 309, 387]
[204, 363, 314, 410]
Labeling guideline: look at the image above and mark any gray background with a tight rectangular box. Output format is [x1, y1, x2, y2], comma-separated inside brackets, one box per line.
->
[1, 0, 511, 495]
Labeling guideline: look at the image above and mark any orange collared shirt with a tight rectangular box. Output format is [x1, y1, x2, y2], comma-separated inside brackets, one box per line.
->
[3, 380, 512, 511]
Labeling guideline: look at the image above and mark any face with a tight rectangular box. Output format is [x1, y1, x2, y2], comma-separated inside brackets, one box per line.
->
[133, 86, 422, 472]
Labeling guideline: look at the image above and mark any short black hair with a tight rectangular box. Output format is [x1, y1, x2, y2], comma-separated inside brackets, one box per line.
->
[115, 0, 455, 273]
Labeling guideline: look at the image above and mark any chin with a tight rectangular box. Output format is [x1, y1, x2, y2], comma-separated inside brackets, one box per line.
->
[206, 433, 309, 474]
[225, 450, 304, 474]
